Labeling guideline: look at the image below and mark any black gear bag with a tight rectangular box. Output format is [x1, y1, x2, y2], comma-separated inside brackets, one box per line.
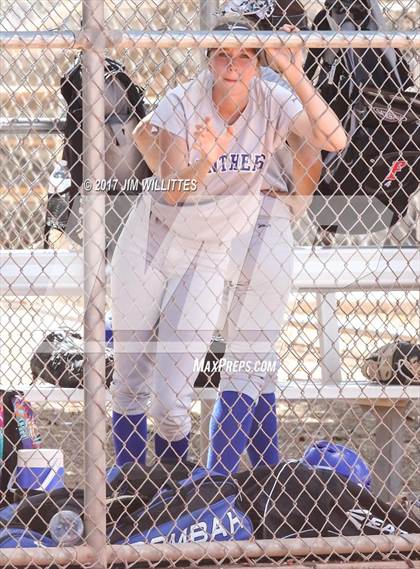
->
[236, 462, 420, 539]
[44, 56, 151, 257]
[30, 329, 220, 390]
[304, 0, 419, 234]
[30, 330, 114, 389]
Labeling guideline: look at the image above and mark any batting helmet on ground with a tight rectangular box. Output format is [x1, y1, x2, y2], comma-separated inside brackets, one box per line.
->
[302, 440, 372, 489]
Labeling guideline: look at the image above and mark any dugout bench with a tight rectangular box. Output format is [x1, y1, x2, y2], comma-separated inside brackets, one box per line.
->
[1, 246, 419, 502]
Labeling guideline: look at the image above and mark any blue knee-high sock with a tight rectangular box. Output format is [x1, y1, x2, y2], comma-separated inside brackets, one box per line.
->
[112, 411, 147, 466]
[207, 391, 254, 476]
[248, 393, 280, 468]
[155, 433, 190, 462]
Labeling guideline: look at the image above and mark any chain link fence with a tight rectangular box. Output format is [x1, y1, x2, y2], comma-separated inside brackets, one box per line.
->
[0, 0, 419, 567]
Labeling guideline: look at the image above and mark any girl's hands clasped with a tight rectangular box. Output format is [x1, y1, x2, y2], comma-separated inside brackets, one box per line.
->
[193, 117, 234, 164]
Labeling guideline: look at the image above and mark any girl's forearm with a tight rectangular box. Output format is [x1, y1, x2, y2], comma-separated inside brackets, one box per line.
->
[283, 67, 348, 151]
[293, 155, 322, 197]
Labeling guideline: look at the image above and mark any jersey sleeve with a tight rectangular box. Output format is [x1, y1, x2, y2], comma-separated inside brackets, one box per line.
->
[270, 83, 304, 149]
[149, 89, 187, 140]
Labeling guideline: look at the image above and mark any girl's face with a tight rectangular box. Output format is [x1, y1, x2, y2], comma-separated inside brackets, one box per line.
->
[209, 47, 259, 92]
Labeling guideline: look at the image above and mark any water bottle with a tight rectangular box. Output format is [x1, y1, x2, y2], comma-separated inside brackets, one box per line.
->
[49, 510, 84, 546]
[46, 160, 72, 231]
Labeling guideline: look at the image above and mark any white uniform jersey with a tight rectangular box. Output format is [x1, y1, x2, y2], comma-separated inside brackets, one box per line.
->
[149, 69, 302, 243]
[260, 66, 297, 194]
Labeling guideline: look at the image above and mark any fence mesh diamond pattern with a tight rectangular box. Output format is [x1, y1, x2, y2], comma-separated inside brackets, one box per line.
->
[0, 0, 419, 567]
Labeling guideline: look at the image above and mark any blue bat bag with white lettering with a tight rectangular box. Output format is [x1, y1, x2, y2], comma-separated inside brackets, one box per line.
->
[109, 468, 253, 544]
[0, 464, 253, 547]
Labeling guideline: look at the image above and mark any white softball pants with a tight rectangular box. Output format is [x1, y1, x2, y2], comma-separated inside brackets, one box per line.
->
[218, 196, 294, 401]
[111, 194, 230, 441]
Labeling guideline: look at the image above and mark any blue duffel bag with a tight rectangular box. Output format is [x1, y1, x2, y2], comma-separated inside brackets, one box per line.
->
[0, 466, 253, 547]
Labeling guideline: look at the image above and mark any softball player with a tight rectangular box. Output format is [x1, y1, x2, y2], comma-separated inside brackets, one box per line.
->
[132, 100, 321, 474]
[111, 16, 346, 467]
[207, 70, 322, 476]
[206, 0, 323, 475]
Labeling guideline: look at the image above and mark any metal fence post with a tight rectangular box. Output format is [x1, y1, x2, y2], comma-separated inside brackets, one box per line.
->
[82, 1, 107, 567]
[316, 292, 342, 384]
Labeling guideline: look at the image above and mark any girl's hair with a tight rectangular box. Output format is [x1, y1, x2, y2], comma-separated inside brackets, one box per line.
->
[207, 16, 262, 61]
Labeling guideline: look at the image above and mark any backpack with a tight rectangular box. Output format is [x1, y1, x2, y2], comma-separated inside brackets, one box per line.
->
[30, 330, 114, 389]
[0, 391, 41, 503]
[304, 0, 419, 234]
[44, 56, 151, 258]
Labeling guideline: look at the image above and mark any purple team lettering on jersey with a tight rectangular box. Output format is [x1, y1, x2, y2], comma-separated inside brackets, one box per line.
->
[208, 153, 266, 173]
